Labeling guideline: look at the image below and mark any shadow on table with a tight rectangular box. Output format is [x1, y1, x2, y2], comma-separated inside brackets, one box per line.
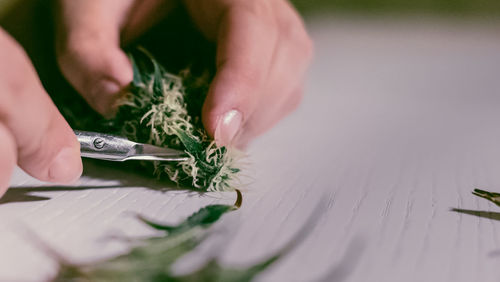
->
[488, 249, 500, 258]
[0, 185, 123, 205]
[452, 208, 500, 260]
[3, 159, 203, 206]
[79, 159, 190, 191]
[450, 208, 500, 221]
[317, 236, 366, 282]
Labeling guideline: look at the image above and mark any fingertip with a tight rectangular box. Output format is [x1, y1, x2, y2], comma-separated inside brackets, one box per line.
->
[92, 49, 133, 117]
[90, 79, 123, 117]
[48, 145, 82, 184]
[58, 40, 133, 117]
[15, 112, 83, 185]
[201, 83, 246, 147]
[201, 69, 255, 146]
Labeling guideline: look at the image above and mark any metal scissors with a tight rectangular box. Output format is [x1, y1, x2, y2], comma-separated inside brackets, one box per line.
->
[75, 130, 189, 162]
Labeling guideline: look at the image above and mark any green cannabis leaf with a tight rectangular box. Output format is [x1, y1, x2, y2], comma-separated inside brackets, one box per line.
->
[162, 255, 281, 282]
[60, 47, 242, 192]
[138, 190, 242, 235]
[54, 234, 201, 282]
[49, 45, 266, 281]
[51, 190, 281, 282]
[139, 205, 235, 234]
[112, 47, 241, 192]
[472, 188, 500, 207]
[48, 190, 328, 282]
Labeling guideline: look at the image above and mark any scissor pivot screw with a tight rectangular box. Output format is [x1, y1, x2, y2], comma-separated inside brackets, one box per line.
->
[93, 138, 105, 149]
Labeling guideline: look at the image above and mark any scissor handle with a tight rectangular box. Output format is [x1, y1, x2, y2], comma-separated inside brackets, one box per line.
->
[75, 130, 135, 161]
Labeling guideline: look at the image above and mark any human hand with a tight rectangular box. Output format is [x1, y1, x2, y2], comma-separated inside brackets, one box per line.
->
[0, 28, 82, 195]
[56, 0, 313, 148]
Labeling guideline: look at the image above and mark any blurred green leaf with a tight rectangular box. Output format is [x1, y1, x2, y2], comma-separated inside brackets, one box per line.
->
[472, 188, 500, 207]
[138, 204, 236, 234]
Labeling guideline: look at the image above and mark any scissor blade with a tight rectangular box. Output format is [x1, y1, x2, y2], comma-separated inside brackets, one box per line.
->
[129, 143, 189, 162]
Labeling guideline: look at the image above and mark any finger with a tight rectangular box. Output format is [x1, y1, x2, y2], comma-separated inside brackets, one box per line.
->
[235, 86, 304, 149]
[230, 2, 313, 148]
[238, 20, 312, 140]
[246, 85, 304, 137]
[0, 123, 17, 196]
[55, 0, 134, 116]
[0, 29, 82, 183]
[121, 0, 178, 44]
[200, 2, 278, 147]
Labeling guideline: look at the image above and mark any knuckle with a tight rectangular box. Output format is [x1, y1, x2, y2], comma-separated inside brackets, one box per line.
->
[18, 129, 47, 165]
[0, 58, 34, 105]
[0, 71, 39, 121]
[57, 32, 113, 79]
[57, 37, 129, 115]
[218, 59, 263, 89]
[275, 5, 314, 61]
[3, 77, 27, 105]
[18, 110, 55, 160]
[282, 23, 314, 60]
[237, 0, 274, 18]
[56, 32, 87, 65]
[236, 66, 262, 87]
[227, 0, 275, 26]
[56, 37, 93, 75]
[58, 30, 105, 55]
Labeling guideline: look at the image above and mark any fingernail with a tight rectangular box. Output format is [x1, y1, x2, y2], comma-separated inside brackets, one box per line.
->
[49, 147, 82, 184]
[214, 110, 242, 147]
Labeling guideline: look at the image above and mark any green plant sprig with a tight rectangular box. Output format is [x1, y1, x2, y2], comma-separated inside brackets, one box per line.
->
[108, 48, 241, 192]
[59, 46, 242, 192]
[472, 188, 500, 207]
[51, 190, 281, 282]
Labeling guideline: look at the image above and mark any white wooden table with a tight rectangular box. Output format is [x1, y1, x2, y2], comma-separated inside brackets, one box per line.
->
[3, 16, 500, 282]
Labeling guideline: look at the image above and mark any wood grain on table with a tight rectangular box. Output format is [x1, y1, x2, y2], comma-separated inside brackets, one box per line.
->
[3, 17, 500, 282]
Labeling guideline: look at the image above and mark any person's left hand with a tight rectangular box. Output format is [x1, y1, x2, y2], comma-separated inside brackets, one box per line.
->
[55, 0, 313, 148]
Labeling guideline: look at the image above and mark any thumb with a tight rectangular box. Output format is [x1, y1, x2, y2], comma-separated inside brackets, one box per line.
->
[55, 0, 134, 116]
[0, 29, 82, 185]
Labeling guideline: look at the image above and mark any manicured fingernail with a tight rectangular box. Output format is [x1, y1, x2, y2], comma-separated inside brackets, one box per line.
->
[214, 110, 242, 147]
[49, 147, 82, 184]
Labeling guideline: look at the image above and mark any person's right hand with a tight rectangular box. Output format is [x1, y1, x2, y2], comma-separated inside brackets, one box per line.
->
[0, 28, 82, 196]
